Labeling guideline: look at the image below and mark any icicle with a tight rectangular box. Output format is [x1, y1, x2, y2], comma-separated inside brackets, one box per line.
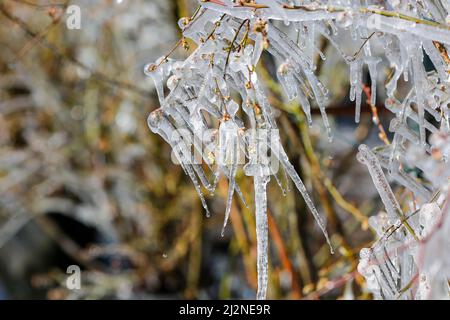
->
[367, 57, 381, 107]
[297, 89, 313, 126]
[409, 44, 428, 147]
[389, 118, 432, 153]
[145, 63, 165, 107]
[148, 110, 211, 217]
[221, 138, 237, 237]
[306, 22, 316, 70]
[254, 173, 270, 300]
[272, 169, 287, 196]
[270, 139, 334, 253]
[181, 153, 211, 218]
[423, 41, 448, 82]
[349, 59, 363, 123]
[277, 62, 297, 100]
[252, 32, 264, 67]
[219, 101, 240, 236]
[357, 144, 403, 222]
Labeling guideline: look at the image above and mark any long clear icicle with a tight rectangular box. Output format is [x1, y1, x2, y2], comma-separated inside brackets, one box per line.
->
[270, 139, 334, 253]
[254, 174, 270, 300]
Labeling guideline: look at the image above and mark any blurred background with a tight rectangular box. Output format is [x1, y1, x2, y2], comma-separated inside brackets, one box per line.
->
[0, 0, 396, 299]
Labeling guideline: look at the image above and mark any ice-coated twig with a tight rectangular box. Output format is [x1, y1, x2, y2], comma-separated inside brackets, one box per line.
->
[357, 144, 403, 222]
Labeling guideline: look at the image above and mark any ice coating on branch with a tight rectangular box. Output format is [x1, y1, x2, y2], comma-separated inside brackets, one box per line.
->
[145, 0, 450, 299]
[357, 144, 403, 222]
[357, 133, 449, 299]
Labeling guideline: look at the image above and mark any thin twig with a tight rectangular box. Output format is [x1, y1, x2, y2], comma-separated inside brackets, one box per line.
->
[224, 19, 249, 79]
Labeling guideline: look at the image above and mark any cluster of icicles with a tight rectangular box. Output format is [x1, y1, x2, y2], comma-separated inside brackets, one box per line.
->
[145, 0, 450, 299]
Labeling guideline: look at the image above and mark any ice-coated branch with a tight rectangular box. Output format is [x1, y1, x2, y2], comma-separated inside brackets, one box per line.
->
[145, 0, 450, 299]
